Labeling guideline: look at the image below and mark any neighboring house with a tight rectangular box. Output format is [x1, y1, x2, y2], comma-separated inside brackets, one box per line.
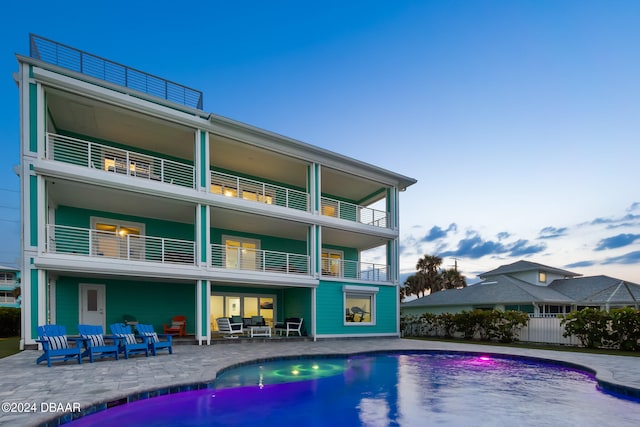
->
[0, 265, 20, 308]
[401, 260, 640, 317]
[15, 35, 416, 347]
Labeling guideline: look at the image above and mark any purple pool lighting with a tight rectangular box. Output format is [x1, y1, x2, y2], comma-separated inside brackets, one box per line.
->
[67, 352, 640, 427]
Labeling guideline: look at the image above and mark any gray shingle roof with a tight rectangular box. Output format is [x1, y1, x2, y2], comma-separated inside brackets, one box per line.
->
[402, 274, 574, 308]
[479, 260, 579, 279]
[550, 276, 640, 305]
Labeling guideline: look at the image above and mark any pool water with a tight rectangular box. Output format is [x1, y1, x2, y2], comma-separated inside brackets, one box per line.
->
[69, 353, 640, 426]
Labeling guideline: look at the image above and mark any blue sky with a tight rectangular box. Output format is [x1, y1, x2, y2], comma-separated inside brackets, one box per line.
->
[1, 1, 639, 283]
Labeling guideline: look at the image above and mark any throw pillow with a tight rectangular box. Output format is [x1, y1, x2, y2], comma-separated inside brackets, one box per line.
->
[83, 334, 105, 347]
[46, 335, 69, 350]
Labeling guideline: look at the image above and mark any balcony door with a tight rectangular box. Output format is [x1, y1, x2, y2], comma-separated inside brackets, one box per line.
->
[91, 217, 144, 260]
[223, 236, 259, 271]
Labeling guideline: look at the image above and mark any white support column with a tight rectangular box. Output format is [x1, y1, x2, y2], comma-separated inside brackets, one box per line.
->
[311, 286, 317, 342]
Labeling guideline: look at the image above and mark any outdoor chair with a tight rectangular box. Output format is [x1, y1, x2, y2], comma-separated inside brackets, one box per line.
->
[216, 317, 244, 338]
[136, 324, 173, 356]
[110, 323, 149, 359]
[36, 325, 83, 367]
[163, 315, 187, 337]
[77, 324, 120, 363]
[275, 317, 304, 336]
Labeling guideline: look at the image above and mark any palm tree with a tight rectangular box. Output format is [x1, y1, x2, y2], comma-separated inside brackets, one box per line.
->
[440, 268, 467, 290]
[416, 255, 443, 294]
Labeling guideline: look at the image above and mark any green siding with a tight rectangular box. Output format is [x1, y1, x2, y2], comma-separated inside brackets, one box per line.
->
[505, 304, 535, 313]
[29, 82, 37, 153]
[200, 280, 208, 335]
[199, 131, 207, 188]
[316, 281, 397, 335]
[30, 269, 39, 340]
[200, 205, 207, 263]
[56, 276, 196, 335]
[29, 176, 38, 246]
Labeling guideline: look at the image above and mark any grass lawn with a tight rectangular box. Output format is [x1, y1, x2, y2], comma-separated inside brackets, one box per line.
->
[0, 336, 21, 358]
[407, 336, 640, 357]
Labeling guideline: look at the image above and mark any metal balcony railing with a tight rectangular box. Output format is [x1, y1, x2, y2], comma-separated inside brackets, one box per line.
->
[320, 196, 389, 228]
[210, 244, 310, 276]
[211, 171, 309, 211]
[30, 34, 203, 110]
[47, 225, 196, 265]
[46, 133, 196, 188]
[321, 258, 389, 282]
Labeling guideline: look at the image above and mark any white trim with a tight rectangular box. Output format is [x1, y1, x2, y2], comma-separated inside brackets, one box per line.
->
[315, 332, 399, 339]
[343, 285, 377, 326]
[342, 285, 380, 293]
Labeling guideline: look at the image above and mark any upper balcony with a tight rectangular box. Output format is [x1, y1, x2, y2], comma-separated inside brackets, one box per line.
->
[30, 34, 203, 110]
[46, 133, 196, 188]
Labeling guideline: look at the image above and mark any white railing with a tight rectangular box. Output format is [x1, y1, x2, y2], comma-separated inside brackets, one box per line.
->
[0, 295, 16, 303]
[210, 244, 310, 275]
[321, 258, 390, 282]
[46, 133, 196, 188]
[210, 171, 309, 212]
[320, 196, 389, 228]
[47, 224, 196, 265]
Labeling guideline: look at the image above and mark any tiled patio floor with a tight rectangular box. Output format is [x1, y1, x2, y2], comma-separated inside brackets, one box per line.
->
[1, 338, 638, 426]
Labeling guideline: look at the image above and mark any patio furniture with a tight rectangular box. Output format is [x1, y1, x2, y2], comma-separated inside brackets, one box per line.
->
[36, 325, 83, 367]
[137, 323, 173, 356]
[78, 324, 120, 363]
[110, 323, 149, 359]
[216, 317, 244, 338]
[274, 317, 304, 336]
[163, 315, 187, 337]
[249, 325, 271, 338]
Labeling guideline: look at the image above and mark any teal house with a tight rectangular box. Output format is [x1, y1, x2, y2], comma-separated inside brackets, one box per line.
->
[15, 35, 416, 347]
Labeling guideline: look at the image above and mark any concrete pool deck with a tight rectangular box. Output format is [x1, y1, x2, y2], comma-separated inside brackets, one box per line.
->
[1, 338, 639, 426]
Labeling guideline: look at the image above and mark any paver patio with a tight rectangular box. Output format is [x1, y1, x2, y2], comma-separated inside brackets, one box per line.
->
[1, 338, 638, 426]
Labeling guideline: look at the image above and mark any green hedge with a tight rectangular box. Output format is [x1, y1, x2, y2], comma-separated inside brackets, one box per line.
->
[401, 309, 529, 343]
[0, 308, 20, 337]
[561, 307, 640, 350]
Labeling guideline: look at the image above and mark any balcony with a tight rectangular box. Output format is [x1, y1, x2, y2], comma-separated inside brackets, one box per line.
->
[320, 196, 389, 228]
[46, 133, 196, 188]
[321, 258, 389, 282]
[210, 171, 309, 211]
[46, 225, 196, 265]
[210, 244, 310, 276]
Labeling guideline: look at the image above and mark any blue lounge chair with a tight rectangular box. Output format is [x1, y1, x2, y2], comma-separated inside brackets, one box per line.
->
[136, 324, 173, 356]
[77, 324, 120, 363]
[110, 323, 149, 359]
[36, 325, 83, 367]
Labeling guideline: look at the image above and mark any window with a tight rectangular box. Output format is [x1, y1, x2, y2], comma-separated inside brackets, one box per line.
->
[223, 236, 259, 270]
[538, 272, 547, 283]
[322, 250, 343, 277]
[210, 294, 275, 330]
[103, 152, 152, 178]
[0, 272, 15, 284]
[0, 291, 15, 303]
[343, 285, 378, 325]
[211, 180, 273, 204]
[91, 218, 144, 260]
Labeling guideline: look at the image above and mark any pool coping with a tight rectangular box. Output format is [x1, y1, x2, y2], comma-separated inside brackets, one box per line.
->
[41, 346, 640, 426]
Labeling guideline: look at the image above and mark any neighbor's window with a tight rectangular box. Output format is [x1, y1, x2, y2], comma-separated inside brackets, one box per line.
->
[343, 285, 378, 325]
[0, 272, 15, 284]
[538, 272, 547, 283]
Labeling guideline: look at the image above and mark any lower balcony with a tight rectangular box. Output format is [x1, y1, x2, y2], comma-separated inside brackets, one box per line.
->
[210, 244, 310, 276]
[46, 225, 196, 265]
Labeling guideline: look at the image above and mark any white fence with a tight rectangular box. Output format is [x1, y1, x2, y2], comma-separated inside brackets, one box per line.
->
[516, 317, 580, 346]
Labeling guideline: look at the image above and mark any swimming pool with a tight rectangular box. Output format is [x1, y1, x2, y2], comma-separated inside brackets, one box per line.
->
[68, 352, 640, 426]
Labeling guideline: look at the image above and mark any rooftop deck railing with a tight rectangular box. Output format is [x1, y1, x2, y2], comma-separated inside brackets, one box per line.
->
[46, 133, 196, 188]
[320, 196, 389, 229]
[210, 244, 310, 276]
[47, 225, 196, 265]
[211, 171, 309, 211]
[321, 258, 390, 282]
[30, 34, 203, 110]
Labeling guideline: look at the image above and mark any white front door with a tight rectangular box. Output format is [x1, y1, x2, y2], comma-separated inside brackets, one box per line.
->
[79, 284, 106, 330]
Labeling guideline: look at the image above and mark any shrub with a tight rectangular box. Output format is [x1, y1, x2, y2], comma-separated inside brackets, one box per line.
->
[0, 308, 20, 337]
[561, 308, 613, 348]
[437, 313, 457, 338]
[609, 307, 640, 351]
[489, 310, 529, 343]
